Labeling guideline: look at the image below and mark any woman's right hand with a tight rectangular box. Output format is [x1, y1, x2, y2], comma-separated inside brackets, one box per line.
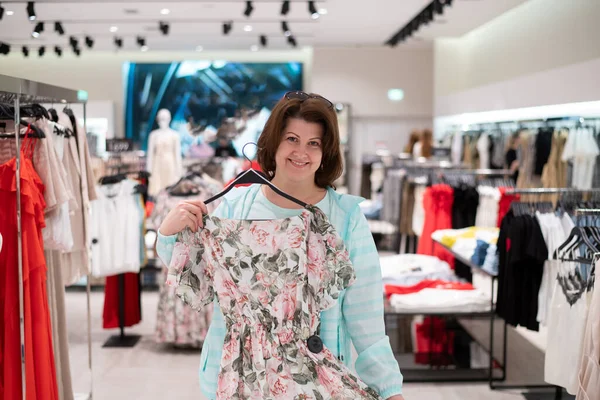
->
[158, 199, 208, 236]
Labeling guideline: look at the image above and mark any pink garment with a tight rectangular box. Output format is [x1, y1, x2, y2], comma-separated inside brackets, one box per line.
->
[417, 184, 455, 269]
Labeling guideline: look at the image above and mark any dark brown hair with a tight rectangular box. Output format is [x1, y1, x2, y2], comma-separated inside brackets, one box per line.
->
[420, 129, 433, 158]
[404, 130, 422, 154]
[257, 94, 343, 189]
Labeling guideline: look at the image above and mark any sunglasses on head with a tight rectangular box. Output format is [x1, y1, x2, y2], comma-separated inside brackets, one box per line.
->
[284, 91, 333, 109]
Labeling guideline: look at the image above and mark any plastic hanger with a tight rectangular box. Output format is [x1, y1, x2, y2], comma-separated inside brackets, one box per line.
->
[204, 142, 308, 208]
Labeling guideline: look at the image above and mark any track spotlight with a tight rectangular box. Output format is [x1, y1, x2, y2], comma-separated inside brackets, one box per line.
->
[54, 21, 65, 35]
[38, 46, 45, 57]
[260, 35, 267, 47]
[27, 1, 36, 21]
[54, 46, 62, 57]
[281, 21, 291, 37]
[287, 35, 297, 47]
[222, 21, 232, 35]
[73, 47, 81, 57]
[281, 0, 290, 16]
[136, 36, 146, 47]
[0, 42, 10, 55]
[32, 22, 43, 38]
[85, 36, 94, 48]
[433, 0, 444, 15]
[243, 1, 254, 17]
[69, 36, 79, 48]
[114, 37, 123, 49]
[0, 4, 5, 21]
[159, 21, 169, 35]
[308, 1, 319, 19]
[22, 46, 29, 57]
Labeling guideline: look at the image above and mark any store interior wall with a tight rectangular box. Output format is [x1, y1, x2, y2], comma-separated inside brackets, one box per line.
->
[434, 0, 600, 117]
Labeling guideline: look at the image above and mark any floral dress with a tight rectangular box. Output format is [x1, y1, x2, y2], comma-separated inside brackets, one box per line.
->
[168, 206, 383, 400]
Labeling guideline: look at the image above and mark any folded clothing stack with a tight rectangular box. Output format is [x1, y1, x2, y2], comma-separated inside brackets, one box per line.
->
[380, 254, 459, 287]
[431, 227, 499, 274]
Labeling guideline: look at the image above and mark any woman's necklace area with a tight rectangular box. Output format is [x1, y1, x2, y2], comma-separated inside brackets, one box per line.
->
[263, 185, 325, 208]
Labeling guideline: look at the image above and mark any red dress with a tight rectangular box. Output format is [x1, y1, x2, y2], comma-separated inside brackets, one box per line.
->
[0, 151, 59, 400]
[417, 184, 455, 269]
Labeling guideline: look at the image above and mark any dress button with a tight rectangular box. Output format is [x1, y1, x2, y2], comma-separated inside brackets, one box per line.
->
[307, 335, 323, 354]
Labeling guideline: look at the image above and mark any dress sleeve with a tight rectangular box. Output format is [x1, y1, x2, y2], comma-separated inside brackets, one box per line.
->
[171, 229, 216, 311]
[307, 209, 356, 311]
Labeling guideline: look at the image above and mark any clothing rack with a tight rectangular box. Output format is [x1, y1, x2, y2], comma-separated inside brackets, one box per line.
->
[0, 74, 93, 400]
[575, 208, 600, 216]
[505, 188, 600, 195]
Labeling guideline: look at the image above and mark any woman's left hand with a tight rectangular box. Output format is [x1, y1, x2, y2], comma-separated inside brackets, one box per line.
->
[387, 395, 404, 400]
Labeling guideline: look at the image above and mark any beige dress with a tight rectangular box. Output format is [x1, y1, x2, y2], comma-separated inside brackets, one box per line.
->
[147, 129, 182, 197]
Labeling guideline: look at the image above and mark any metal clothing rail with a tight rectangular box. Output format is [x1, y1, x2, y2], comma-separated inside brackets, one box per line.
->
[576, 208, 600, 216]
[0, 74, 93, 400]
[505, 188, 600, 195]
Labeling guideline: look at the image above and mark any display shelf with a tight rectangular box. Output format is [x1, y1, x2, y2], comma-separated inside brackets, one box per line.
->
[433, 238, 498, 277]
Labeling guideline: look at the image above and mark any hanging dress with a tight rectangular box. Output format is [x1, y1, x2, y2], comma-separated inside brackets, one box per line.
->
[0, 132, 59, 400]
[168, 206, 382, 400]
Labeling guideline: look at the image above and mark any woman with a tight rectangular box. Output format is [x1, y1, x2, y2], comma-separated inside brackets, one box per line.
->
[404, 130, 421, 155]
[156, 91, 404, 400]
[413, 129, 433, 159]
[505, 132, 520, 182]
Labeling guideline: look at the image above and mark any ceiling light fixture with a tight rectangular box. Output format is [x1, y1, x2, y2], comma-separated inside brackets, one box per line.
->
[195, 45, 203, 52]
[222, 21, 232, 35]
[250, 44, 258, 52]
[433, 0, 444, 15]
[160, 8, 170, 15]
[0, 42, 10, 55]
[54, 46, 62, 57]
[260, 35, 267, 47]
[281, 21, 291, 37]
[287, 35, 297, 47]
[136, 36, 146, 47]
[54, 22, 65, 35]
[243, 1, 254, 17]
[386, 0, 451, 47]
[31, 22, 44, 38]
[114, 37, 123, 49]
[85, 36, 94, 49]
[141, 45, 149, 52]
[281, 0, 290, 16]
[0, 4, 5, 20]
[38, 45, 45, 57]
[26, 1, 35, 21]
[6, 10, 13, 16]
[159, 21, 169, 35]
[69, 36, 79, 49]
[110, 26, 118, 33]
[22, 46, 29, 57]
[244, 24, 253, 32]
[318, 8, 328, 15]
[308, 1, 319, 19]
[73, 47, 81, 57]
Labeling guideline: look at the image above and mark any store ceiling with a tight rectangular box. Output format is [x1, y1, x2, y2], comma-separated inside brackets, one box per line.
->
[0, 0, 530, 53]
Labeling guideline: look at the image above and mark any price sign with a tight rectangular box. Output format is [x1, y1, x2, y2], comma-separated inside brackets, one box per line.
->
[106, 139, 134, 153]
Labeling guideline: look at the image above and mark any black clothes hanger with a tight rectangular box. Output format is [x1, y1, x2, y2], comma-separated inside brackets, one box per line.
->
[204, 142, 308, 208]
[48, 108, 59, 123]
[99, 173, 126, 185]
[0, 121, 45, 139]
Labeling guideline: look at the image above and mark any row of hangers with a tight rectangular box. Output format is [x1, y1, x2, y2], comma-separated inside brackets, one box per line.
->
[0, 103, 76, 139]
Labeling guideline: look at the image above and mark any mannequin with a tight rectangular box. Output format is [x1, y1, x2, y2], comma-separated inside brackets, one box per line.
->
[147, 109, 183, 197]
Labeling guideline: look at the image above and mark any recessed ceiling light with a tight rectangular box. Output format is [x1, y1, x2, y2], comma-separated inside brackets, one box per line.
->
[196, 45, 203, 52]
[244, 25, 253, 32]
[160, 8, 170, 15]
[387, 88, 405, 102]
[110, 26, 118, 32]
[6, 10, 14, 16]
[318, 8, 328, 15]
[141, 45, 149, 52]
[250, 45, 258, 52]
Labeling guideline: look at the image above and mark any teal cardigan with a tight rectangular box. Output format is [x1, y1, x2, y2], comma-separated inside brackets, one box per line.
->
[156, 185, 403, 399]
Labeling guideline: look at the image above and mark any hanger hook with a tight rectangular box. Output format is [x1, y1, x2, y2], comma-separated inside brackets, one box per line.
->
[242, 142, 256, 164]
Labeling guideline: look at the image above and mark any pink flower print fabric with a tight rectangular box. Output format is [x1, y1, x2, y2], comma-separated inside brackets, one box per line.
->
[168, 205, 382, 400]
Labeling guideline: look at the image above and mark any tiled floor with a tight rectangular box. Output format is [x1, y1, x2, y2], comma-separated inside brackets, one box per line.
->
[65, 290, 567, 400]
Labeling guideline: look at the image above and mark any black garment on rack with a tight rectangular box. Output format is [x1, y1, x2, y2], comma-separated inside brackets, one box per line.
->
[451, 184, 480, 282]
[534, 128, 553, 176]
[496, 211, 547, 331]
